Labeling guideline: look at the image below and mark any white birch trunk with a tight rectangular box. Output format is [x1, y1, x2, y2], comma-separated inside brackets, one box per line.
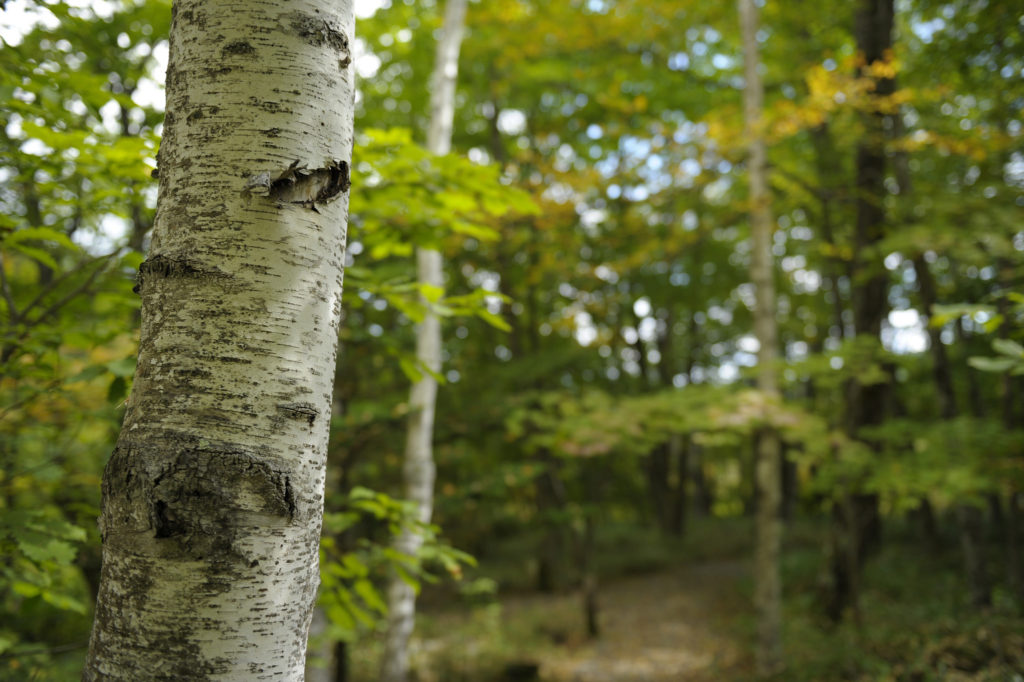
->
[739, 0, 783, 675]
[380, 1, 467, 680]
[83, 0, 355, 679]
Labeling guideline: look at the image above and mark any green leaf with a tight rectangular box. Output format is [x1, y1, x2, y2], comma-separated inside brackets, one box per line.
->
[966, 356, 1015, 372]
[992, 338, 1024, 358]
[4, 226, 79, 251]
[107, 376, 127, 403]
[929, 303, 995, 327]
[399, 357, 423, 383]
[18, 537, 77, 565]
[476, 308, 512, 332]
[106, 357, 137, 377]
[11, 582, 42, 598]
[7, 243, 58, 269]
[0, 633, 15, 655]
[419, 282, 445, 303]
[353, 579, 388, 613]
[41, 590, 86, 614]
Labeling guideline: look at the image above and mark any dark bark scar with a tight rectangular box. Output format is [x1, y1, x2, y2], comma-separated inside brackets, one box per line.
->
[276, 401, 319, 426]
[133, 254, 230, 294]
[243, 159, 350, 212]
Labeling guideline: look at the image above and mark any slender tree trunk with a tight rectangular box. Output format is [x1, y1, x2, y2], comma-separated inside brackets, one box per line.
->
[691, 442, 713, 517]
[577, 464, 602, 639]
[380, 1, 467, 680]
[668, 433, 688, 536]
[957, 504, 991, 608]
[535, 454, 569, 593]
[647, 442, 671, 531]
[333, 641, 350, 682]
[739, 0, 782, 673]
[82, 1, 355, 678]
[647, 434, 687, 536]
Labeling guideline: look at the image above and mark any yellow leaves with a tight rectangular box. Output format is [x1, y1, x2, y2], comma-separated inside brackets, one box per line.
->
[891, 128, 991, 162]
[704, 109, 744, 151]
[762, 54, 908, 143]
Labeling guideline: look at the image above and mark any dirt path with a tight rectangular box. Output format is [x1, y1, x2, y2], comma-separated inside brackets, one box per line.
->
[507, 561, 752, 682]
[396, 560, 754, 682]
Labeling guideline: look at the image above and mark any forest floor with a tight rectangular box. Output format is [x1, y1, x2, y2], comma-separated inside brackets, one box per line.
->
[359, 557, 757, 682]
[513, 560, 752, 681]
[348, 521, 1024, 681]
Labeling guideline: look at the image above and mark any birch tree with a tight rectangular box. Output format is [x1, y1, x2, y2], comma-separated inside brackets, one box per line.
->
[739, 0, 783, 674]
[380, 0, 468, 680]
[82, 0, 355, 678]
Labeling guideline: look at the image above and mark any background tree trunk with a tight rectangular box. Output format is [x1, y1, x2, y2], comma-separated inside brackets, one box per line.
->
[83, 0, 355, 679]
[829, 0, 894, 623]
[739, 0, 783, 674]
[380, 1, 468, 680]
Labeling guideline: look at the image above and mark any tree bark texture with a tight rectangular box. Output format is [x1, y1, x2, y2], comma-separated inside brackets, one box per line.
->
[83, 0, 355, 679]
[739, 0, 783, 674]
[380, 1, 467, 681]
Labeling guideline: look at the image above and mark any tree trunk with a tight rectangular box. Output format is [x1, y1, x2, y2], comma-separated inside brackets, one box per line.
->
[691, 442, 713, 517]
[333, 641, 350, 682]
[668, 434, 689, 536]
[646, 442, 671, 531]
[739, 0, 783, 673]
[381, 1, 467, 680]
[83, 1, 355, 679]
[536, 455, 569, 593]
[646, 435, 686, 536]
[957, 505, 992, 609]
[829, 0, 894, 623]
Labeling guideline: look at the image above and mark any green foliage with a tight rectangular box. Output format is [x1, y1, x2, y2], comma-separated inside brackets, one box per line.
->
[0, 509, 87, 627]
[964, 294, 1024, 375]
[858, 417, 1024, 512]
[318, 487, 475, 642]
[779, 535, 1024, 682]
[969, 339, 1024, 375]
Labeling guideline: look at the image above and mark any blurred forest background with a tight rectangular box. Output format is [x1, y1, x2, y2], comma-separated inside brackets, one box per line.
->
[2, 0, 1024, 679]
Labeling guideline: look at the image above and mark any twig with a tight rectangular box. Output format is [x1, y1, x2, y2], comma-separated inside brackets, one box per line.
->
[18, 250, 120, 324]
[0, 641, 89, 661]
[1, 252, 120, 364]
[0, 379, 61, 422]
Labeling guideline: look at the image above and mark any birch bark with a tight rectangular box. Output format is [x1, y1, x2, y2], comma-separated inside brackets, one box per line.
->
[739, 0, 783, 674]
[83, 0, 355, 679]
[380, 1, 467, 680]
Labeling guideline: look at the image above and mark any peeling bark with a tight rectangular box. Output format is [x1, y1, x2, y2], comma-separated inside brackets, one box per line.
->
[83, 0, 355, 679]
